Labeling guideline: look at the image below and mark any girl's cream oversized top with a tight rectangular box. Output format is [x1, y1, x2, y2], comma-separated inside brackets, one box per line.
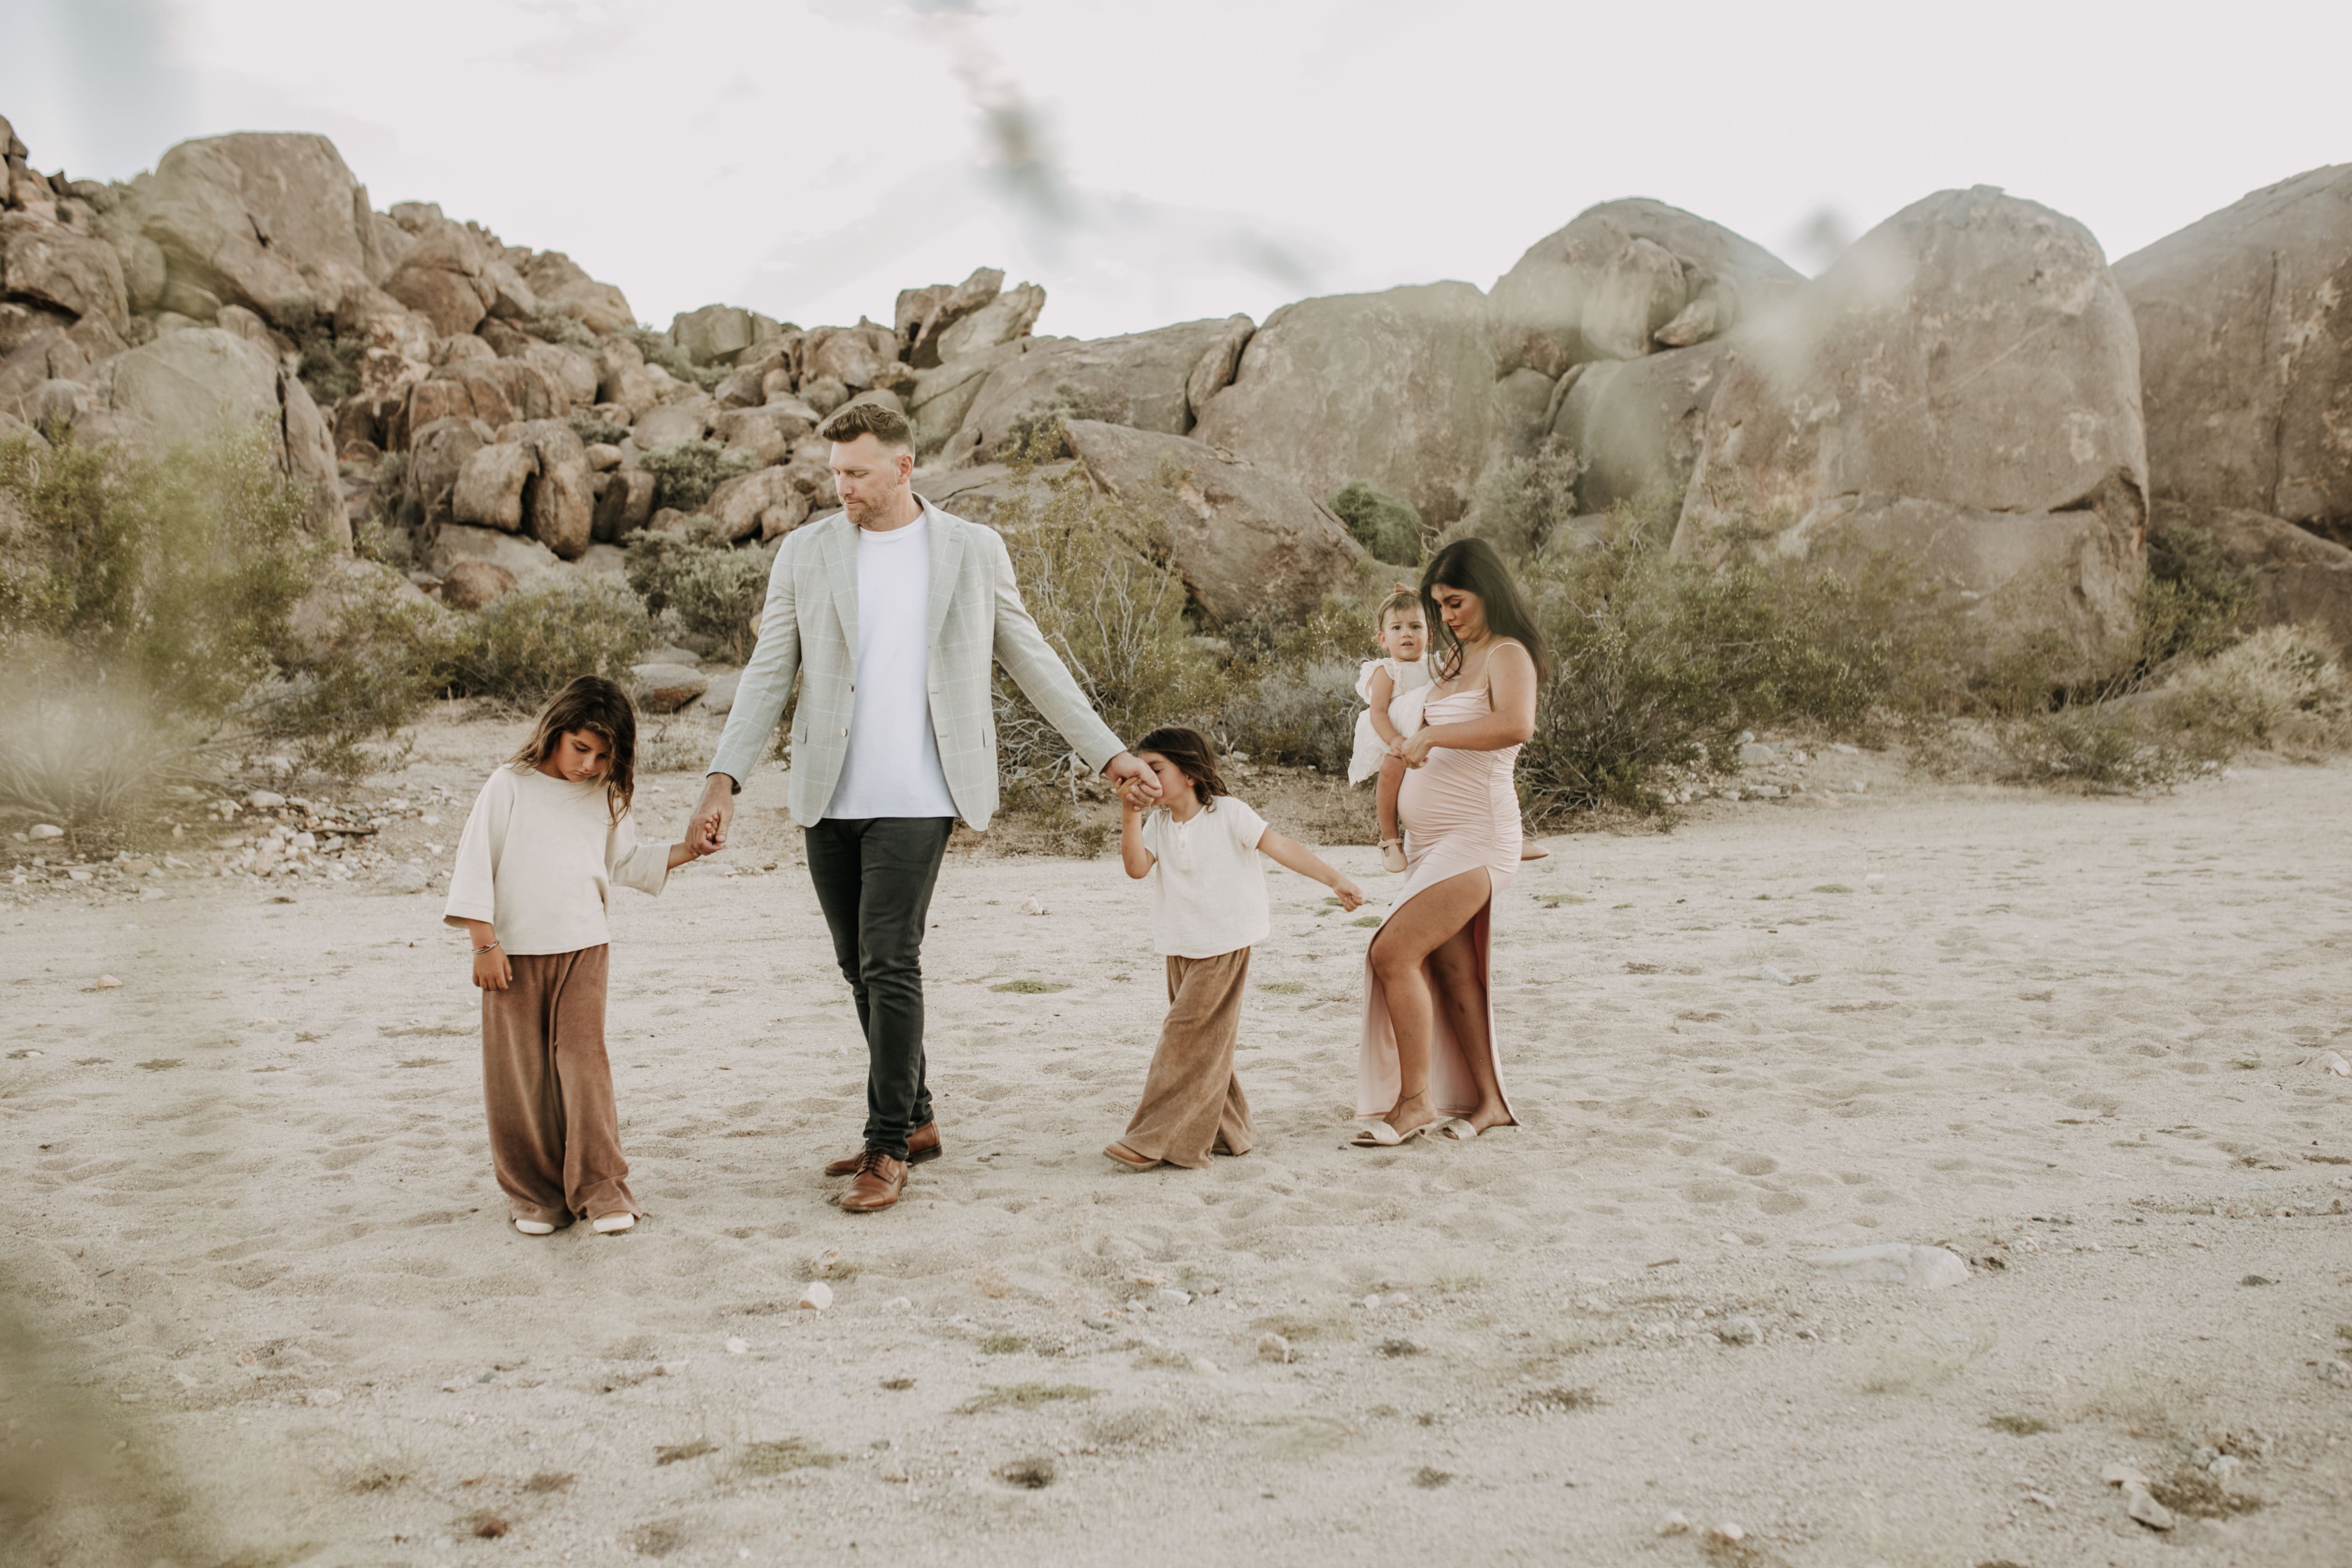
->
[442, 767, 671, 955]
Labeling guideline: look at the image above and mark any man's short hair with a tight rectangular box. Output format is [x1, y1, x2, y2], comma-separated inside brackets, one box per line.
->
[818, 400, 913, 454]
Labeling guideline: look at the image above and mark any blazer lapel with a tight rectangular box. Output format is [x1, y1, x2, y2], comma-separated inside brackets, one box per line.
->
[923, 500, 962, 649]
[822, 514, 858, 652]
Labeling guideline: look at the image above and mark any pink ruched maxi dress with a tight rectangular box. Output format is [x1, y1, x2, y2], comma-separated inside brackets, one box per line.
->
[1356, 682, 1521, 1121]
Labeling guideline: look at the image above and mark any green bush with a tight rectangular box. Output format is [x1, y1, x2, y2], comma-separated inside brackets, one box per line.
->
[444, 578, 653, 709]
[1994, 705, 2192, 792]
[989, 464, 1225, 783]
[1329, 482, 1424, 566]
[525, 307, 598, 349]
[1217, 657, 1360, 772]
[568, 413, 629, 448]
[1001, 382, 1124, 463]
[293, 326, 363, 406]
[2154, 623, 2350, 758]
[624, 530, 770, 664]
[625, 327, 726, 392]
[1449, 439, 1581, 559]
[638, 439, 756, 513]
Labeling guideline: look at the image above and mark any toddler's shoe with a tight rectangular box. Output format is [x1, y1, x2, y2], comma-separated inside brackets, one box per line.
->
[1380, 839, 1407, 875]
[591, 1213, 636, 1234]
[513, 1218, 557, 1236]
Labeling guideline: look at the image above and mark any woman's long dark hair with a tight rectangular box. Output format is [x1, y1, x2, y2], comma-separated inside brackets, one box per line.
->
[510, 675, 638, 824]
[1133, 725, 1228, 811]
[1421, 538, 1550, 683]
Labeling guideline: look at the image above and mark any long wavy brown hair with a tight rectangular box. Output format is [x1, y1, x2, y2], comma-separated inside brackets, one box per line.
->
[1133, 725, 1229, 812]
[508, 675, 638, 825]
[1421, 538, 1551, 684]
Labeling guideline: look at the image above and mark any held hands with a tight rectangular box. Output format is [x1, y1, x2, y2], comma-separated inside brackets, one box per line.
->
[1100, 751, 1160, 805]
[689, 774, 735, 856]
[1113, 775, 1156, 813]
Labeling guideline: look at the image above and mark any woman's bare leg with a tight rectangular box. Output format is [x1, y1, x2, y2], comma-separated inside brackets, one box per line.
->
[1366, 866, 1491, 1134]
[1426, 921, 1512, 1130]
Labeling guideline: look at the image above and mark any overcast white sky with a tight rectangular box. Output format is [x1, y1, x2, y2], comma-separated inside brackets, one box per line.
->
[4, 0, 2347, 341]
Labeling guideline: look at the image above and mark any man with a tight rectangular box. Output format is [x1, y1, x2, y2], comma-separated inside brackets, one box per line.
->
[691, 400, 1159, 1212]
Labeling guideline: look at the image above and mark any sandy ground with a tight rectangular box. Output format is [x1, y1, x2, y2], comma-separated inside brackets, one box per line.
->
[5, 712, 2351, 1568]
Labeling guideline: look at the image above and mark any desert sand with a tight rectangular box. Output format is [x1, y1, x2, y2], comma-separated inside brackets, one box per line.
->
[5, 712, 2350, 1568]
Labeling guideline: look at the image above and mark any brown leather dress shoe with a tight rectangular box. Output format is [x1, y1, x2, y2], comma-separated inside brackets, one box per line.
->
[823, 1120, 940, 1176]
[839, 1149, 907, 1213]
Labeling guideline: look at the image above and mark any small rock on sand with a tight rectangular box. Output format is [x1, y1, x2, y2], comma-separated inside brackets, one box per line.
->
[1257, 1332, 1292, 1363]
[1758, 964, 1792, 985]
[2125, 1485, 2176, 1531]
[91, 974, 122, 990]
[799, 1282, 833, 1311]
[724, 1337, 750, 1354]
[1656, 1512, 1691, 1536]
[1716, 1316, 1760, 1346]
[1806, 1243, 1968, 1290]
[28, 823, 63, 840]
[1708, 1521, 1745, 1545]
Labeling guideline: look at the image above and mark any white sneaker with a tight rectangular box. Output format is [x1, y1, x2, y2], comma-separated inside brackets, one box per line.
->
[513, 1218, 557, 1236]
[591, 1212, 636, 1234]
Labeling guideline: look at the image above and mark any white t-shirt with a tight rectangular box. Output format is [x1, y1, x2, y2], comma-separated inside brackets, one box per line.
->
[442, 766, 672, 954]
[826, 514, 958, 819]
[1140, 797, 1271, 959]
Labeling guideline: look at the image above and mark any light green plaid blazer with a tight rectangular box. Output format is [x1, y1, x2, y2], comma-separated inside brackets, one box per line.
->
[706, 499, 1122, 830]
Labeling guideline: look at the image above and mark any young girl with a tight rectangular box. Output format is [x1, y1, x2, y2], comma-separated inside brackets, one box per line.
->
[443, 676, 707, 1236]
[1348, 586, 1432, 875]
[1104, 727, 1366, 1171]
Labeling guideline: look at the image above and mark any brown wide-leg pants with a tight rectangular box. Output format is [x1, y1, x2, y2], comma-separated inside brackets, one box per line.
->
[480, 945, 637, 1226]
[1119, 947, 1256, 1169]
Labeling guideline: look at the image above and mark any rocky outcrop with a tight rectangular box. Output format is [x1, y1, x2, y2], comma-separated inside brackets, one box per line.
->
[385, 221, 495, 337]
[519, 251, 633, 336]
[943, 315, 1252, 464]
[1554, 341, 1733, 515]
[2114, 165, 2352, 539]
[135, 133, 384, 330]
[0, 212, 128, 334]
[1489, 199, 1802, 378]
[1674, 187, 2148, 656]
[1192, 283, 1495, 526]
[2154, 500, 2352, 658]
[1062, 420, 1368, 623]
[404, 415, 497, 531]
[896, 267, 1004, 367]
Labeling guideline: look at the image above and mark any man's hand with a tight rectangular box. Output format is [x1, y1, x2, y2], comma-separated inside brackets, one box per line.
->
[690, 774, 736, 855]
[1100, 751, 1159, 804]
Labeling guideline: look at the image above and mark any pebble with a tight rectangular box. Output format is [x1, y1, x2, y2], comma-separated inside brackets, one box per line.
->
[2124, 1485, 2175, 1531]
[2102, 1461, 2149, 1489]
[1656, 1511, 1691, 1536]
[28, 823, 62, 840]
[1156, 1287, 1191, 1308]
[91, 974, 121, 990]
[2323, 1050, 2351, 1078]
[724, 1337, 750, 1355]
[386, 863, 428, 894]
[246, 791, 285, 809]
[1758, 964, 1793, 985]
[1191, 1357, 1221, 1375]
[1257, 1332, 1292, 1364]
[1020, 896, 1048, 916]
[1360, 1294, 1381, 1310]
[1708, 1521, 1745, 1546]
[1716, 1316, 1760, 1346]
[799, 1282, 833, 1312]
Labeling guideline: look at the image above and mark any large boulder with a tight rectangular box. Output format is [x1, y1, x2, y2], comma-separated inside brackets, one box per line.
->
[426, 521, 562, 582]
[1062, 420, 1369, 623]
[671, 304, 778, 366]
[1673, 187, 2148, 655]
[403, 415, 497, 530]
[452, 441, 538, 532]
[103, 326, 280, 450]
[936, 282, 1044, 363]
[2114, 165, 2352, 540]
[799, 321, 898, 391]
[285, 557, 448, 661]
[279, 369, 345, 544]
[897, 267, 1004, 367]
[0, 212, 129, 334]
[705, 466, 811, 543]
[518, 251, 634, 336]
[945, 316, 1257, 465]
[506, 419, 595, 560]
[632, 396, 720, 451]
[1488, 199, 1803, 378]
[383, 221, 493, 337]
[135, 133, 383, 330]
[1554, 340, 1734, 515]
[1191, 283, 1495, 526]
[909, 340, 1020, 449]
[2155, 501, 2352, 658]
[712, 402, 815, 467]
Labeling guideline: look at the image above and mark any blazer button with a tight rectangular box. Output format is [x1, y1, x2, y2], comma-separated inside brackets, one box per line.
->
[840, 728, 849, 737]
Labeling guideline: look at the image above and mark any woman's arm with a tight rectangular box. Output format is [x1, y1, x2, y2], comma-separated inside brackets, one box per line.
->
[1118, 782, 1156, 880]
[1400, 643, 1539, 766]
[1365, 666, 1401, 747]
[1256, 829, 1365, 911]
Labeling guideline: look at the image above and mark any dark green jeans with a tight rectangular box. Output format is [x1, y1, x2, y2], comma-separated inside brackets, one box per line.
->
[803, 816, 954, 1162]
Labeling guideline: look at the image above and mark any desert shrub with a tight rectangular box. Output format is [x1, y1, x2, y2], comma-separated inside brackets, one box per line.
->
[444, 578, 653, 709]
[1994, 706, 2193, 792]
[1217, 657, 1360, 772]
[624, 327, 725, 392]
[293, 326, 363, 406]
[1449, 439, 1581, 559]
[2147, 514, 2257, 658]
[989, 464, 1225, 785]
[2154, 624, 2351, 757]
[1329, 482, 1424, 566]
[1517, 532, 1959, 817]
[567, 413, 629, 448]
[525, 307, 598, 349]
[1001, 382, 1125, 462]
[0, 676, 189, 829]
[638, 439, 756, 514]
[624, 530, 770, 664]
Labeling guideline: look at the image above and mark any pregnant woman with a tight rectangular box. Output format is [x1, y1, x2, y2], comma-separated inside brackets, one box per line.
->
[1353, 538, 1546, 1145]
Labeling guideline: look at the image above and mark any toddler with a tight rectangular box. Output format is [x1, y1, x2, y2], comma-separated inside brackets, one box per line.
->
[1348, 585, 1432, 874]
[1103, 727, 1365, 1171]
[443, 676, 707, 1236]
